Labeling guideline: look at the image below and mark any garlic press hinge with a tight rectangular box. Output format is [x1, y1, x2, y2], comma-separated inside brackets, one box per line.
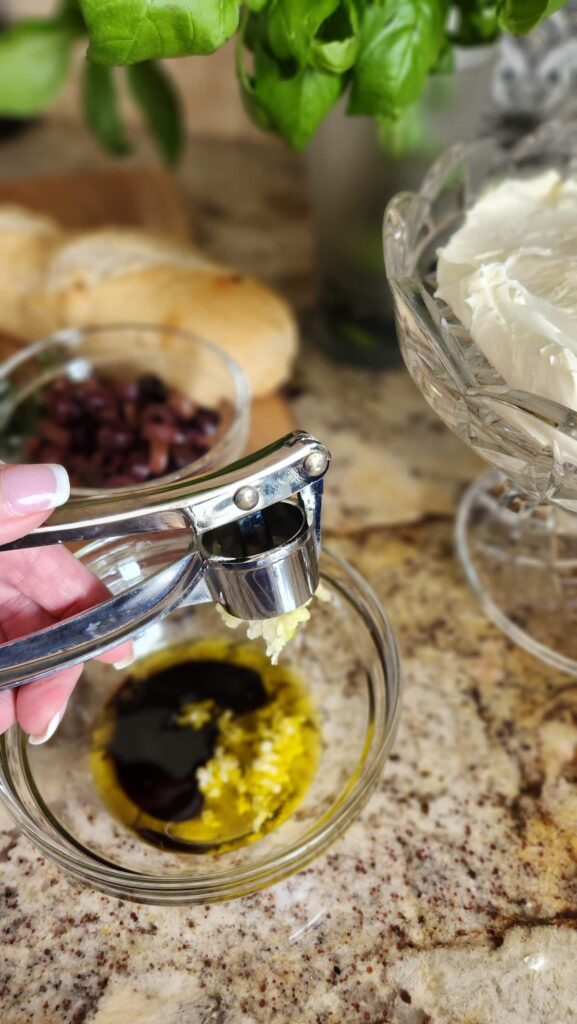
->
[0, 432, 330, 553]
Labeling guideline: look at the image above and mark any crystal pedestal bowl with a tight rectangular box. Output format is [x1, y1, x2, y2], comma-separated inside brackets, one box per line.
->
[384, 121, 577, 675]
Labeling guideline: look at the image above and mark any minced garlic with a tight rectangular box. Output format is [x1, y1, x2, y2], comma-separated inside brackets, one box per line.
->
[216, 583, 332, 664]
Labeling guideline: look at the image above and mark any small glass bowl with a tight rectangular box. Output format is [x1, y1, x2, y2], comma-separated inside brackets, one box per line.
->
[0, 323, 250, 492]
[0, 546, 400, 905]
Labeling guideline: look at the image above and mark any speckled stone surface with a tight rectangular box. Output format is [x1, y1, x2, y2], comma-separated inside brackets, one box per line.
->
[1, 122, 577, 1024]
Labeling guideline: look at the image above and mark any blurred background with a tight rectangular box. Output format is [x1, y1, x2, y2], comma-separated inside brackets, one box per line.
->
[5, 0, 577, 368]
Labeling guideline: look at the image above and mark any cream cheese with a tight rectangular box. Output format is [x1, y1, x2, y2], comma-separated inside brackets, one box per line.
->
[436, 171, 577, 455]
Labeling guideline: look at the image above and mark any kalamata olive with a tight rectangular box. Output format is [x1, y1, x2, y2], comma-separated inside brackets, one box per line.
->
[142, 403, 175, 425]
[69, 426, 91, 455]
[26, 371, 220, 487]
[130, 459, 152, 482]
[168, 389, 196, 419]
[149, 439, 169, 476]
[25, 437, 40, 459]
[40, 420, 71, 448]
[195, 408, 220, 434]
[171, 445, 195, 469]
[123, 401, 137, 424]
[117, 381, 139, 402]
[138, 374, 167, 404]
[142, 422, 176, 444]
[36, 444, 63, 464]
[50, 396, 81, 425]
[84, 390, 112, 413]
[185, 427, 208, 448]
[97, 425, 133, 451]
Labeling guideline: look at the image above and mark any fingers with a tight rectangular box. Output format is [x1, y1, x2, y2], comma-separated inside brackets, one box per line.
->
[98, 641, 133, 666]
[0, 545, 133, 740]
[15, 666, 82, 742]
[0, 464, 134, 743]
[0, 545, 134, 674]
[0, 690, 15, 733]
[0, 464, 69, 545]
[3, 642, 132, 745]
[0, 544, 124, 619]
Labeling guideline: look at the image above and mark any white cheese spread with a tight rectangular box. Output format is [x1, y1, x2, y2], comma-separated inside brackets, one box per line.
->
[436, 171, 577, 457]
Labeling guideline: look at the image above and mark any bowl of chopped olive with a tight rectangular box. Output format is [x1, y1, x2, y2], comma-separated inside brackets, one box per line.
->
[0, 323, 250, 491]
[0, 544, 401, 905]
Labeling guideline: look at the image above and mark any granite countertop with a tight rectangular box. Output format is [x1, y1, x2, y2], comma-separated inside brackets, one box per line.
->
[1, 121, 577, 1024]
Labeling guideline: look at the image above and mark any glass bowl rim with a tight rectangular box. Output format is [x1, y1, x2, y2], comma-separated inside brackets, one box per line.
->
[0, 548, 401, 902]
[0, 322, 251, 496]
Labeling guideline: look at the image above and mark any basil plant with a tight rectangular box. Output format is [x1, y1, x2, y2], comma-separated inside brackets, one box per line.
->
[0, 0, 568, 162]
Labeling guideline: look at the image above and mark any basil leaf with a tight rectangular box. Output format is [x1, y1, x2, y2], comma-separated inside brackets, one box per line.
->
[82, 61, 131, 155]
[349, 0, 445, 118]
[432, 39, 454, 74]
[245, 0, 271, 9]
[310, 1, 359, 74]
[127, 61, 183, 165]
[80, 0, 241, 63]
[453, 0, 499, 45]
[497, 0, 550, 33]
[0, 18, 76, 116]
[267, 0, 341, 64]
[251, 44, 343, 148]
[236, 22, 275, 131]
[58, 0, 86, 30]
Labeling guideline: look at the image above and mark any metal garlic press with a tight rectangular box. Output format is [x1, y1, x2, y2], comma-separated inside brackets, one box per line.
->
[0, 431, 330, 691]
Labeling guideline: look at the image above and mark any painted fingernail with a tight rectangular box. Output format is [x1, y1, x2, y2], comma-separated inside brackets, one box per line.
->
[112, 655, 134, 671]
[28, 706, 66, 746]
[2, 464, 70, 516]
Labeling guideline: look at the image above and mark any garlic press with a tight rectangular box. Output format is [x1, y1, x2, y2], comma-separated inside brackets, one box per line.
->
[0, 431, 330, 691]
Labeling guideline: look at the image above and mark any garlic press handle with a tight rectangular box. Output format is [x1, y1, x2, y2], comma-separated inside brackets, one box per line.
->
[0, 432, 330, 551]
[0, 551, 208, 691]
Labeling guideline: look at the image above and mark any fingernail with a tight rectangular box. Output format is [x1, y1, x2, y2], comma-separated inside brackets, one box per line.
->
[28, 706, 66, 746]
[112, 655, 134, 671]
[3, 464, 70, 515]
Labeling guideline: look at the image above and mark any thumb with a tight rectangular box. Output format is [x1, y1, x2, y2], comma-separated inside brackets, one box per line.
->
[0, 463, 70, 545]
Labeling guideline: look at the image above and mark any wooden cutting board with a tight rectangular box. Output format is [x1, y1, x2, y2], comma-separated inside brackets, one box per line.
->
[0, 168, 194, 242]
[0, 167, 294, 451]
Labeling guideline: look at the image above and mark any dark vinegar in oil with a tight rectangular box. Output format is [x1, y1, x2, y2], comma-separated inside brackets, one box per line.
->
[91, 639, 320, 853]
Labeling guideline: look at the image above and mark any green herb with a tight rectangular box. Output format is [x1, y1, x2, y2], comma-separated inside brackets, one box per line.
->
[267, 0, 342, 65]
[241, 36, 344, 149]
[452, 1, 500, 44]
[0, 0, 569, 157]
[127, 61, 184, 165]
[0, 15, 81, 116]
[498, 0, 563, 34]
[309, 2, 359, 75]
[81, 0, 241, 63]
[82, 62, 132, 155]
[349, 1, 447, 119]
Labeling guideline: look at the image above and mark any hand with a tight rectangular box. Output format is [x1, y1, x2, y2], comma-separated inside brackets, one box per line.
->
[0, 463, 131, 743]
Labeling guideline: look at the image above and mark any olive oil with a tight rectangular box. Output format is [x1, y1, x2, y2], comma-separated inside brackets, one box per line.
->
[91, 638, 320, 853]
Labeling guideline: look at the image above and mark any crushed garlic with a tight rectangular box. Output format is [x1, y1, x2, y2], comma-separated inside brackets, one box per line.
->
[216, 583, 331, 664]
